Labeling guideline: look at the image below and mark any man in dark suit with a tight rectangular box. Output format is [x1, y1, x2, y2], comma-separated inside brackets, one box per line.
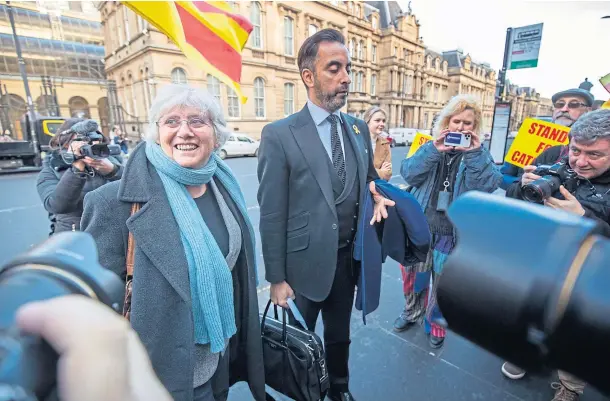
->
[257, 29, 395, 401]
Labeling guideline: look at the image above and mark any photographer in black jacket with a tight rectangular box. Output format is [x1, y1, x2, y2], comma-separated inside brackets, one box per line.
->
[37, 118, 123, 234]
[503, 108, 610, 400]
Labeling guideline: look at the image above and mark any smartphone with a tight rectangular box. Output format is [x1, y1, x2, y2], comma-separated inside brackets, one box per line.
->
[444, 132, 471, 148]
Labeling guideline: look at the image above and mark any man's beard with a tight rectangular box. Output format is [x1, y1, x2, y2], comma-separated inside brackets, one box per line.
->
[553, 112, 576, 127]
[313, 80, 348, 113]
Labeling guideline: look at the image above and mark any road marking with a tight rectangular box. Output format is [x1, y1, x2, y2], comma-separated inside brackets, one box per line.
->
[0, 204, 39, 214]
[247, 205, 259, 211]
[239, 173, 258, 178]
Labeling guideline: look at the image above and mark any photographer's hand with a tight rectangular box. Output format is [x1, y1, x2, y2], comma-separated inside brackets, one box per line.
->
[544, 186, 585, 216]
[69, 141, 86, 171]
[16, 295, 172, 401]
[84, 157, 115, 175]
[521, 165, 542, 187]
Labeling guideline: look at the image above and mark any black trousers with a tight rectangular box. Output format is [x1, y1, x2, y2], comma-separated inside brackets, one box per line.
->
[293, 246, 358, 393]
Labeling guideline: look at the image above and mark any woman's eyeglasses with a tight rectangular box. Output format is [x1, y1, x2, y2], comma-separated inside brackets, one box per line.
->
[554, 100, 587, 110]
[157, 117, 210, 130]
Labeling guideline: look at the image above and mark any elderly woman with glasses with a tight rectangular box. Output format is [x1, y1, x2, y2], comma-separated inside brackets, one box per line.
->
[81, 84, 266, 401]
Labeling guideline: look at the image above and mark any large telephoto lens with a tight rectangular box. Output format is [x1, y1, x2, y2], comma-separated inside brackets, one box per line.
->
[523, 175, 561, 203]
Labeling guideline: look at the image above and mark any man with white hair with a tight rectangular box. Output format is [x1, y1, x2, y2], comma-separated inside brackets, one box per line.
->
[503, 109, 610, 401]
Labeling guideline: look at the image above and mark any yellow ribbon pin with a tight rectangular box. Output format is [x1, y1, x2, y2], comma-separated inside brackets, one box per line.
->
[353, 125, 360, 135]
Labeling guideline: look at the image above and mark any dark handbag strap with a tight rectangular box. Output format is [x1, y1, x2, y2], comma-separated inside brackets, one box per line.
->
[126, 203, 141, 278]
[261, 299, 309, 345]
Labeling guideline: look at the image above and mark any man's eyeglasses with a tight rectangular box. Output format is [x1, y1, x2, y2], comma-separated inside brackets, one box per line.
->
[554, 100, 587, 110]
[156, 117, 210, 130]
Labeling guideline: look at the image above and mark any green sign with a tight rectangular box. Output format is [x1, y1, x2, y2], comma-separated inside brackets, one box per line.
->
[508, 23, 543, 70]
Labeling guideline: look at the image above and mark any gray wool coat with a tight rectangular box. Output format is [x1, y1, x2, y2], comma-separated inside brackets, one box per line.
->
[81, 142, 266, 401]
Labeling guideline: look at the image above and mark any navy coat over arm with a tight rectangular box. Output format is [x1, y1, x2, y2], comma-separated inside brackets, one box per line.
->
[353, 179, 431, 322]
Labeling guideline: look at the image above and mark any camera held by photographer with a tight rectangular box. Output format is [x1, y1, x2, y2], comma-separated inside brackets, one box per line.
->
[36, 118, 123, 234]
[507, 109, 610, 236]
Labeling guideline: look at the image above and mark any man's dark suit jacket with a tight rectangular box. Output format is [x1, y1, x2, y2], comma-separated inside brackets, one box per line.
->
[257, 105, 379, 302]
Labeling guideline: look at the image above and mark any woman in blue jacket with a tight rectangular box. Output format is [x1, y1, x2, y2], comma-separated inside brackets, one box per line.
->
[397, 94, 502, 348]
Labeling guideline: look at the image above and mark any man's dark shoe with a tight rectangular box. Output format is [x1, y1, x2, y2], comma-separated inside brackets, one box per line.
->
[393, 310, 416, 332]
[327, 390, 356, 401]
[429, 334, 444, 349]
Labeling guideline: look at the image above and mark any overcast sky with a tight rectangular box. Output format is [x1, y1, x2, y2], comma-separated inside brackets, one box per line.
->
[397, 0, 610, 100]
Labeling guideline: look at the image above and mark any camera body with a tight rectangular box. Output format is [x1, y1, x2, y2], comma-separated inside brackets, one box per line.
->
[74, 130, 121, 160]
[444, 132, 472, 148]
[0, 232, 124, 399]
[522, 158, 579, 203]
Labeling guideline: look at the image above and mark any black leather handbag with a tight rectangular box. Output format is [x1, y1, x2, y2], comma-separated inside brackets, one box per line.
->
[260, 299, 329, 401]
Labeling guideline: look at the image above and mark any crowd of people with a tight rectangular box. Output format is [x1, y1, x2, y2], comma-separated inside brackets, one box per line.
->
[27, 28, 610, 401]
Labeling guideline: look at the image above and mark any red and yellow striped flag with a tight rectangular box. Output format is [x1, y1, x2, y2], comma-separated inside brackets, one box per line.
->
[122, 1, 252, 103]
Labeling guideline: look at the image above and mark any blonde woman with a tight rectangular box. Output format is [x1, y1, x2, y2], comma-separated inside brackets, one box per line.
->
[395, 94, 502, 348]
[364, 106, 392, 180]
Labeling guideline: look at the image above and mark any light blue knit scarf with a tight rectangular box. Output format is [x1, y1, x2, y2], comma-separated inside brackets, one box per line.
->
[145, 142, 257, 353]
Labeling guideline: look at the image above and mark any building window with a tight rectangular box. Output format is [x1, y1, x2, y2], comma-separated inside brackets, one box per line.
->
[207, 75, 221, 105]
[69, 96, 91, 118]
[434, 85, 439, 102]
[349, 38, 355, 56]
[372, 45, 377, 62]
[371, 74, 377, 96]
[284, 17, 294, 56]
[358, 40, 364, 60]
[254, 77, 265, 118]
[171, 67, 187, 84]
[393, 46, 397, 56]
[356, 72, 362, 92]
[69, 2, 83, 12]
[250, 2, 262, 49]
[406, 76, 413, 94]
[227, 87, 240, 118]
[359, 72, 364, 92]
[372, 17, 377, 30]
[349, 71, 354, 92]
[308, 24, 318, 36]
[426, 84, 431, 101]
[355, 4, 361, 17]
[424, 112, 429, 129]
[284, 83, 294, 116]
[122, 5, 130, 42]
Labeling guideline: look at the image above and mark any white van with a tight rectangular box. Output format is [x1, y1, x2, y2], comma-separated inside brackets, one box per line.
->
[388, 128, 418, 146]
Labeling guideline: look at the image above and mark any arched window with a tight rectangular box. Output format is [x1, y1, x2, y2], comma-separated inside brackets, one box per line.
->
[250, 2, 262, 49]
[356, 71, 362, 92]
[97, 97, 109, 134]
[254, 77, 265, 118]
[284, 83, 294, 116]
[358, 40, 364, 60]
[349, 38, 355, 56]
[0, 94, 26, 139]
[171, 67, 187, 84]
[68, 96, 91, 118]
[36, 95, 57, 116]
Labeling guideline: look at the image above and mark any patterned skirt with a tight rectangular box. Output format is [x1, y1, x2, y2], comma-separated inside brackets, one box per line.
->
[400, 234, 455, 338]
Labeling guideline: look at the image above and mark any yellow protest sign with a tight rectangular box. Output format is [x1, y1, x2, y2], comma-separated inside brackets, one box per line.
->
[602, 99, 610, 109]
[504, 118, 570, 168]
[406, 132, 433, 158]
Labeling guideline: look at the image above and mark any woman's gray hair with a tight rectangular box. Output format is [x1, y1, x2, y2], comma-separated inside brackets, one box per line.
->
[145, 83, 230, 148]
[570, 109, 610, 144]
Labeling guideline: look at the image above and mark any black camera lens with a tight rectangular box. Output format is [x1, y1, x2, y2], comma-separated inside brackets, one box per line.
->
[0, 232, 124, 400]
[523, 176, 562, 203]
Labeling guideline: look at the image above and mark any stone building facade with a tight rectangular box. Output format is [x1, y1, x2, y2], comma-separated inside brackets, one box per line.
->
[502, 82, 554, 132]
[99, 1, 500, 139]
[0, 1, 108, 139]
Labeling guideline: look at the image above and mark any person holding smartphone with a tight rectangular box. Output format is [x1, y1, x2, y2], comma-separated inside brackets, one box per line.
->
[396, 94, 502, 348]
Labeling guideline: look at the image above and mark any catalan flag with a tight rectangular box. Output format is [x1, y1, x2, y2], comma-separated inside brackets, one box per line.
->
[122, 1, 252, 103]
